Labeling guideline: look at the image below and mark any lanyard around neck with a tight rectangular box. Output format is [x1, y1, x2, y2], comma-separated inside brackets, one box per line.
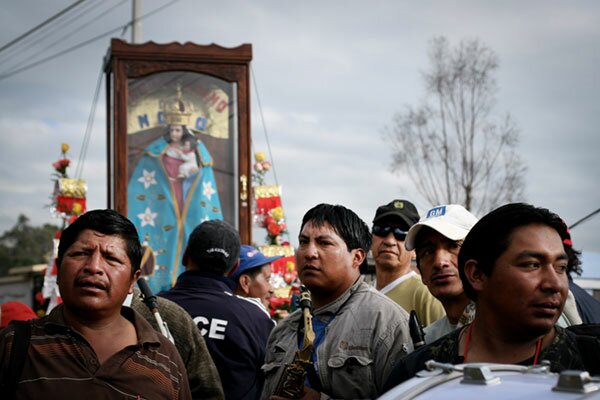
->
[463, 322, 543, 365]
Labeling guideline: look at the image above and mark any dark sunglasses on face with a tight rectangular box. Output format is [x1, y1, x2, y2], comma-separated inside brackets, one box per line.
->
[372, 224, 408, 241]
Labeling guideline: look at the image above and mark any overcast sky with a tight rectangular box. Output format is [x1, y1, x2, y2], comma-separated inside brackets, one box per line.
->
[1, 1, 599, 261]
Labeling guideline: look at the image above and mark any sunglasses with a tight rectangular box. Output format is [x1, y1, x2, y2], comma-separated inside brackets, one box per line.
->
[372, 224, 408, 241]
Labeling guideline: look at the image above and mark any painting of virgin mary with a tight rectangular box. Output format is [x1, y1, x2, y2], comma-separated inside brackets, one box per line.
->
[128, 83, 223, 292]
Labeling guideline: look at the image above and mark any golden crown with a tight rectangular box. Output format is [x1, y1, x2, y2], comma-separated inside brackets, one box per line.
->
[161, 83, 194, 126]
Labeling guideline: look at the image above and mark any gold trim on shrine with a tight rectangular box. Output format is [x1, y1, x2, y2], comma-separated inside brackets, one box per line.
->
[58, 178, 87, 197]
[254, 185, 282, 199]
[259, 244, 295, 257]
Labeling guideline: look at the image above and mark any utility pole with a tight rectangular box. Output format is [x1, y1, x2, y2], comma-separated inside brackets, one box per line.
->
[132, 0, 142, 43]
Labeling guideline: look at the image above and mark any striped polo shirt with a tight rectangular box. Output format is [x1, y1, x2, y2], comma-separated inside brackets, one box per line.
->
[0, 304, 191, 399]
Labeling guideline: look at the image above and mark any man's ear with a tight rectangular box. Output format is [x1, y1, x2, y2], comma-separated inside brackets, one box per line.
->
[351, 248, 366, 270]
[409, 249, 416, 261]
[129, 269, 142, 294]
[182, 248, 190, 269]
[464, 259, 485, 292]
[238, 274, 251, 295]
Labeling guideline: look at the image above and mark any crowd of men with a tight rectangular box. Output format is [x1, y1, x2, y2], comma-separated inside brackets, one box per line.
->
[1, 199, 599, 399]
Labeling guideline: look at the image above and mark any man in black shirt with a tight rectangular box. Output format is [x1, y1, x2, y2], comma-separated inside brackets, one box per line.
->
[383, 203, 588, 393]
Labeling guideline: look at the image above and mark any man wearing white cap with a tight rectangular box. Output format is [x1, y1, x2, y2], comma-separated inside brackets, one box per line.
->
[404, 204, 478, 343]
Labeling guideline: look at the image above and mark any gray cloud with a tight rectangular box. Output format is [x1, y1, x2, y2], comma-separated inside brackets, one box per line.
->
[0, 0, 598, 259]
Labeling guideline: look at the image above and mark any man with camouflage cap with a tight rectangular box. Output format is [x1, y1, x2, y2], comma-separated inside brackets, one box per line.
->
[371, 199, 445, 327]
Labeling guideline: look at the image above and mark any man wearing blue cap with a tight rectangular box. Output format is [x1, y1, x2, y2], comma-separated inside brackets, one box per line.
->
[232, 245, 281, 318]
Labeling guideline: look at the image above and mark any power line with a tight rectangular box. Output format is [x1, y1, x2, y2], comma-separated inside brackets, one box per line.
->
[75, 5, 132, 181]
[0, 1, 100, 67]
[75, 64, 104, 180]
[0, 0, 86, 54]
[251, 65, 279, 186]
[0, 25, 125, 81]
[251, 65, 293, 243]
[0, 1, 126, 73]
[0, 0, 181, 82]
[569, 208, 600, 230]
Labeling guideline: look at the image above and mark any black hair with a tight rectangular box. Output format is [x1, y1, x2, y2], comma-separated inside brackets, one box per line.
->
[458, 202, 569, 300]
[563, 228, 583, 276]
[565, 245, 583, 277]
[164, 125, 201, 167]
[181, 134, 197, 144]
[57, 209, 142, 277]
[300, 203, 371, 269]
[163, 124, 194, 143]
[236, 264, 266, 282]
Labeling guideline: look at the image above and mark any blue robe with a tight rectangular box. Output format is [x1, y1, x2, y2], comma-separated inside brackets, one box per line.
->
[128, 136, 223, 293]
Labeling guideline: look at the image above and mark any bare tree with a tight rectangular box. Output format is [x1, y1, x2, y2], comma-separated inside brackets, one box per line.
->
[385, 37, 526, 215]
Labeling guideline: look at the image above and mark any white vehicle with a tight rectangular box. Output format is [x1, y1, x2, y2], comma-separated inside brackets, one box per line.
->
[380, 360, 600, 400]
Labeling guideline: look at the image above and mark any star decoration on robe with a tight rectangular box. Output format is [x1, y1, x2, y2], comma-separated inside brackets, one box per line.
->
[138, 169, 157, 189]
[203, 181, 216, 201]
[138, 207, 158, 227]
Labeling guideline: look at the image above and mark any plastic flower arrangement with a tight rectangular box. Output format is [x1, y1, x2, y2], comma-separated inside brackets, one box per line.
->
[49, 144, 86, 218]
[52, 143, 71, 178]
[253, 151, 272, 185]
[252, 150, 297, 318]
[260, 206, 288, 245]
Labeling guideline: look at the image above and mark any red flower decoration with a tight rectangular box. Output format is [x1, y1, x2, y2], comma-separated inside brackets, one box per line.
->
[267, 222, 282, 236]
[52, 158, 70, 176]
[263, 215, 275, 227]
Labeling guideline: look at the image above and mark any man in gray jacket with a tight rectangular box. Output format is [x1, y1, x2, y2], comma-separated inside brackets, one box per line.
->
[261, 203, 413, 399]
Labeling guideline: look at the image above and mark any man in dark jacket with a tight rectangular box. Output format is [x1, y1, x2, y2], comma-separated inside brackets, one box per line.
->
[160, 220, 274, 400]
[563, 231, 600, 324]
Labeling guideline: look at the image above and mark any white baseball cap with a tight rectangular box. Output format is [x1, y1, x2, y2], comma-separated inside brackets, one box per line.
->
[405, 204, 478, 251]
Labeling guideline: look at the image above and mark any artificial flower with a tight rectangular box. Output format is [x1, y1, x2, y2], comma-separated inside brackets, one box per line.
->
[267, 222, 282, 236]
[271, 207, 284, 222]
[52, 159, 70, 176]
[255, 151, 266, 162]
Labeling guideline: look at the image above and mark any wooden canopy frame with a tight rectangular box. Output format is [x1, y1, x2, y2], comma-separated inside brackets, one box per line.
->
[104, 38, 253, 244]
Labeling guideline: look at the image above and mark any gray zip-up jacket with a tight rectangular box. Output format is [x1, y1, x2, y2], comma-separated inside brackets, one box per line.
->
[261, 276, 413, 399]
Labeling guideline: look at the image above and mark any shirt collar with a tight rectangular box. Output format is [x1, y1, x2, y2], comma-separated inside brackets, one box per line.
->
[177, 270, 235, 291]
[379, 271, 418, 294]
[313, 275, 364, 318]
[45, 303, 162, 347]
[284, 276, 365, 331]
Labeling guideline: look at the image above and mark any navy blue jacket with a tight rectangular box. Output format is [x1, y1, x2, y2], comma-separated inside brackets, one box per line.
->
[160, 271, 274, 400]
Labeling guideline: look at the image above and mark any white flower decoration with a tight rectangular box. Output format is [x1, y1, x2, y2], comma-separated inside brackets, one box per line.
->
[138, 207, 158, 227]
[203, 181, 216, 201]
[138, 169, 157, 189]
